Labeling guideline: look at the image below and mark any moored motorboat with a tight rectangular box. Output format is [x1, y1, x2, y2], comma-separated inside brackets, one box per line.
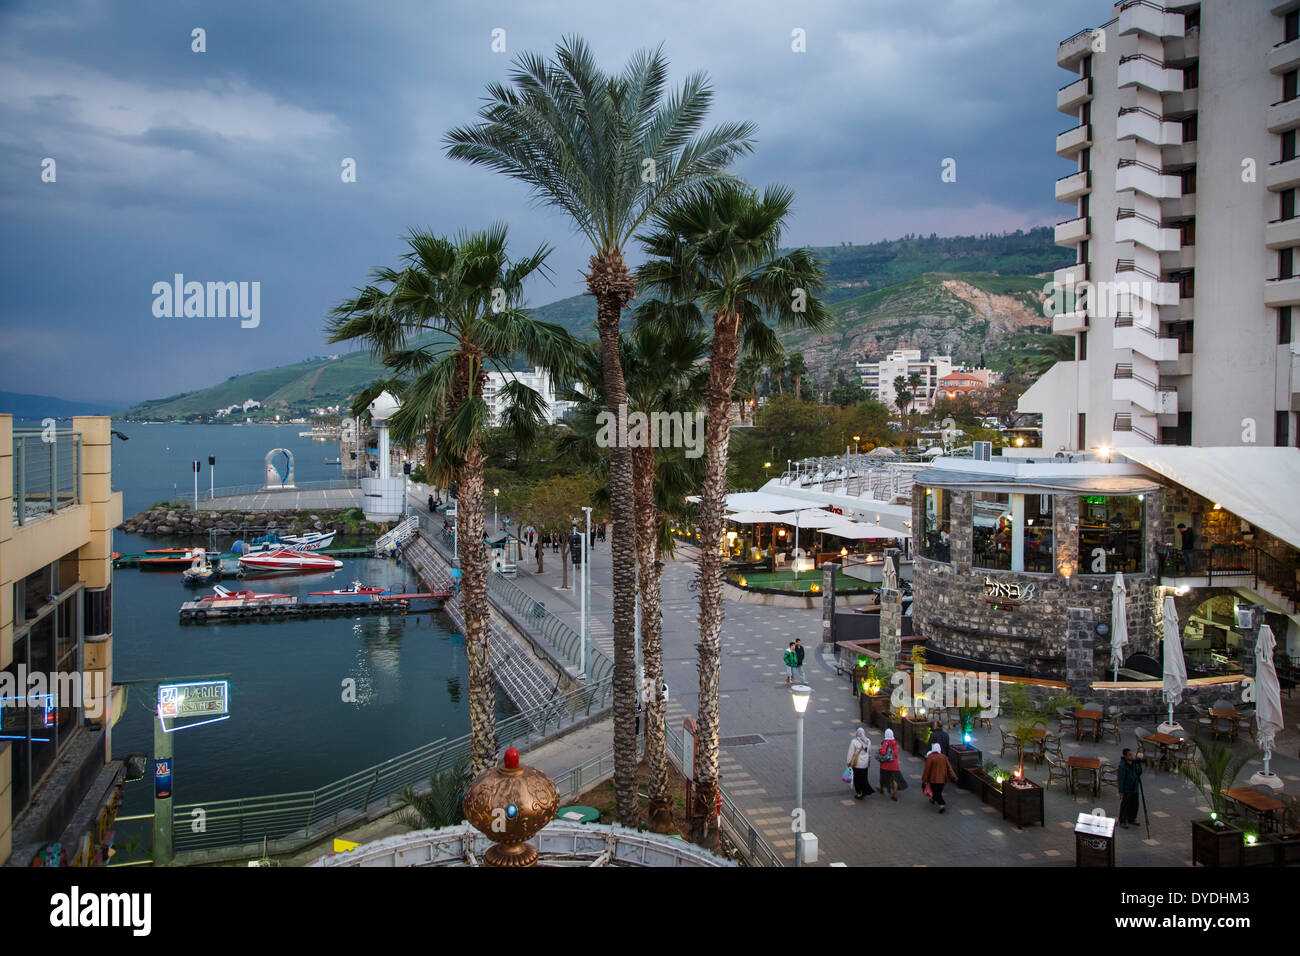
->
[279, 530, 337, 551]
[199, 584, 291, 602]
[140, 548, 218, 570]
[182, 549, 221, 585]
[237, 547, 343, 574]
[309, 581, 387, 596]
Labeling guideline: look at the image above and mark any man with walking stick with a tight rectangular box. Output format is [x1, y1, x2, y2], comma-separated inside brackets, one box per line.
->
[1117, 747, 1144, 830]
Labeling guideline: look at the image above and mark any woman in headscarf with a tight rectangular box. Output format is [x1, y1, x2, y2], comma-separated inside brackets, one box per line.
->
[878, 729, 902, 801]
[846, 726, 875, 799]
[921, 741, 958, 813]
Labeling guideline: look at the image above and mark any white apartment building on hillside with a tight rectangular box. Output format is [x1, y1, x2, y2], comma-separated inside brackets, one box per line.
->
[857, 350, 996, 413]
[482, 367, 574, 427]
[1021, 0, 1300, 452]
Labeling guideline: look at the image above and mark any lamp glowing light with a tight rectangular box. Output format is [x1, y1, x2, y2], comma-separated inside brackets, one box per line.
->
[790, 683, 811, 714]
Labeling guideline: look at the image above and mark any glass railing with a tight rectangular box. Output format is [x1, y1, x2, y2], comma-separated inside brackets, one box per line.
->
[12, 429, 81, 526]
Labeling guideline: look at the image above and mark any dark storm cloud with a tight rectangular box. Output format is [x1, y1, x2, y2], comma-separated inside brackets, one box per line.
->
[0, 0, 1104, 404]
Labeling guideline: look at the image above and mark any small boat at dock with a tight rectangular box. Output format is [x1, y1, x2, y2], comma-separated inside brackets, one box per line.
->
[238, 547, 343, 574]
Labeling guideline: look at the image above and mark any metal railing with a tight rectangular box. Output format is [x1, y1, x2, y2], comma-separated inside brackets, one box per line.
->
[178, 478, 362, 503]
[1112, 413, 1159, 444]
[1114, 258, 1162, 281]
[13, 429, 81, 525]
[171, 676, 614, 854]
[1161, 546, 1300, 607]
[663, 725, 783, 867]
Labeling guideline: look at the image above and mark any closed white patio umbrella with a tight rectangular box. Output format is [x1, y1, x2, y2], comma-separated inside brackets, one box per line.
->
[1110, 572, 1129, 683]
[1159, 595, 1186, 734]
[1251, 624, 1285, 791]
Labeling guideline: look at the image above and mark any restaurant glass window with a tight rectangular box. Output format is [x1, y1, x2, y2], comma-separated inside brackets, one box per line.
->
[20, 562, 54, 623]
[84, 585, 111, 638]
[1022, 495, 1054, 573]
[1077, 495, 1145, 573]
[972, 492, 1013, 571]
[2, 638, 32, 815]
[920, 487, 951, 561]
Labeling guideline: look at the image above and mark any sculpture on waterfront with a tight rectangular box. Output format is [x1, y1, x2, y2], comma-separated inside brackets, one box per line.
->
[462, 747, 558, 867]
[263, 448, 295, 489]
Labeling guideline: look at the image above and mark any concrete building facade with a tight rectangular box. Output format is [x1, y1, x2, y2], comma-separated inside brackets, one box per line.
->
[1022, 0, 1300, 452]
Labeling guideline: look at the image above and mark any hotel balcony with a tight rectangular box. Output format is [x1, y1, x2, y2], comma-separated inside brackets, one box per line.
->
[1265, 275, 1300, 307]
[1115, 210, 1181, 253]
[1162, 89, 1198, 116]
[1058, 28, 1099, 67]
[1267, 156, 1300, 191]
[1267, 96, 1300, 134]
[1266, 216, 1300, 250]
[1291, 345, 1300, 411]
[1163, 34, 1199, 63]
[1055, 169, 1091, 202]
[1054, 261, 1089, 287]
[1269, 36, 1300, 75]
[1158, 246, 1195, 271]
[1113, 364, 1179, 415]
[1159, 194, 1197, 218]
[1118, 54, 1183, 94]
[1117, 107, 1182, 147]
[1053, 308, 1089, 334]
[12, 429, 82, 527]
[1117, 1, 1184, 39]
[1055, 215, 1091, 245]
[1056, 122, 1092, 157]
[1058, 76, 1092, 113]
[1113, 316, 1180, 362]
[1115, 260, 1181, 306]
[1162, 142, 1197, 168]
[1112, 412, 1159, 446]
[1117, 159, 1181, 200]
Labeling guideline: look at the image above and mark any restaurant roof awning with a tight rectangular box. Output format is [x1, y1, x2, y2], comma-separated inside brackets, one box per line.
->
[771, 509, 842, 529]
[918, 469, 1162, 495]
[821, 519, 907, 540]
[704, 490, 828, 514]
[727, 510, 785, 524]
[1114, 446, 1300, 552]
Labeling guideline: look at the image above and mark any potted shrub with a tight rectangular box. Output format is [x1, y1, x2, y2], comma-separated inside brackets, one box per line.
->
[1181, 735, 1256, 867]
[1002, 767, 1045, 828]
[968, 759, 1006, 806]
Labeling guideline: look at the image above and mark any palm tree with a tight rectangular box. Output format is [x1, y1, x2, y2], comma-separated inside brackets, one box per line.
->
[787, 352, 808, 401]
[736, 353, 764, 424]
[445, 38, 755, 827]
[907, 371, 923, 415]
[559, 315, 707, 831]
[328, 225, 576, 774]
[638, 181, 829, 846]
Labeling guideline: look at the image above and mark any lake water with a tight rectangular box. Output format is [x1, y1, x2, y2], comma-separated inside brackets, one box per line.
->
[97, 424, 500, 819]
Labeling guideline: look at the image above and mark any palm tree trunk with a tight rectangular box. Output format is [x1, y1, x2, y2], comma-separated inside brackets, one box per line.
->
[633, 445, 673, 832]
[458, 439, 495, 774]
[588, 251, 639, 830]
[692, 311, 742, 848]
[793, 373, 802, 399]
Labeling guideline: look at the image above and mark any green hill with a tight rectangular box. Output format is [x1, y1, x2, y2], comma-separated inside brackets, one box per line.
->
[122, 227, 1070, 420]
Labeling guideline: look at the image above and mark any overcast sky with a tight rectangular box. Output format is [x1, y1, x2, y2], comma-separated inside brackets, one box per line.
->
[0, 0, 1104, 404]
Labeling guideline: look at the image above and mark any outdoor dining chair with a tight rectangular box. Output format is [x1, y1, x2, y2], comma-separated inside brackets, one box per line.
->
[1192, 704, 1213, 735]
[1100, 706, 1121, 744]
[1045, 753, 1071, 791]
[1133, 727, 1155, 769]
[1043, 733, 1064, 761]
[1099, 760, 1118, 791]
[999, 726, 1021, 759]
[1056, 707, 1077, 737]
[1172, 738, 1196, 775]
[1235, 708, 1255, 737]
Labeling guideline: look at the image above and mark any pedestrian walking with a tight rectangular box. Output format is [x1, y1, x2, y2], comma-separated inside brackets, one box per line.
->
[1117, 747, 1144, 828]
[428, 494, 435, 514]
[929, 718, 950, 757]
[794, 638, 807, 683]
[846, 727, 875, 799]
[878, 729, 902, 801]
[921, 742, 958, 813]
[783, 643, 799, 685]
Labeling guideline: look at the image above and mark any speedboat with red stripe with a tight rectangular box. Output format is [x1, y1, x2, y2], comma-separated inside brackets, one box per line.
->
[309, 582, 389, 596]
[237, 548, 343, 574]
[198, 584, 291, 602]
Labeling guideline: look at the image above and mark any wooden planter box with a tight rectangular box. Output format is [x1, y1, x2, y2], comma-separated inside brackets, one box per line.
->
[888, 716, 906, 741]
[901, 716, 929, 756]
[1249, 832, 1300, 866]
[969, 770, 1003, 807]
[1002, 778, 1045, 828]
[950, 745, 982, 791]
[1191, 820, 1243, 867]
[861, 693, 890, 726]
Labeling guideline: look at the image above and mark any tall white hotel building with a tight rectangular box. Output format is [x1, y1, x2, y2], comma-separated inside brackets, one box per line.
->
[1020, 0, 1300, 451]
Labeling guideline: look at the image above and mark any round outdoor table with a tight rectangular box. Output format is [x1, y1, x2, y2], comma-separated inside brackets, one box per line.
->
[556, 805, 601, 824]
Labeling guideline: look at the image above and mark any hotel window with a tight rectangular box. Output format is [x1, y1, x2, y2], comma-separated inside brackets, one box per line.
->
[1280, 307, 1293, 345]
[1177, 271, 1195, 298]
[1284, 130, 1298, 163]
[920, 487, 951, 561]
[1284, 189, 1297, 222]
[1286, 70, 1298, 104]
[1077, 413, 1086, 450]
[1181, 115, 1198, 143]
[1077, 495, 1145, 574]
[1082, 55, 1092, 79]
[1178, 219, 1195, 246]
[1281, 247, 1295, 280]
[1022, 495, 1054, 574]
[1183, 63, 1198, 90]
[1180, 168, 1197, 195]
[971, 492, 1013, 571]
[1277, 411, 1292, 447]
[1078, 239, 1089, 266]
[1288, 10, 1299, 43]
[1077, 330, 1088, 361]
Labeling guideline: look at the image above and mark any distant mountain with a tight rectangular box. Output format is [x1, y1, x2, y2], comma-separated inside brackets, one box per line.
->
[0, 391, 121, 419]
[121, 228, 1071, 419]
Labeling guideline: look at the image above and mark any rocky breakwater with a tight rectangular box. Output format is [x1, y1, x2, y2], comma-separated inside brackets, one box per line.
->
[119, 505, 391, 540]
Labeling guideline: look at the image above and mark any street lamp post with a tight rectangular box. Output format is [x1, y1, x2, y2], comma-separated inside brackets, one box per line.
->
[791, 683, 811, 867]
[192, 460, 200, 509]
[208, 456, 215, 499]
[853, 434, 860, 456]
[493, 487, 500, 534]
[403, 461, 411, 517]
[582, 506, 592, 678]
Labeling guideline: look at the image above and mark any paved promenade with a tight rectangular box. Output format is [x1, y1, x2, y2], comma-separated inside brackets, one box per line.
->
[197, 488, 363, 512]
[485, 517, 1300, 866]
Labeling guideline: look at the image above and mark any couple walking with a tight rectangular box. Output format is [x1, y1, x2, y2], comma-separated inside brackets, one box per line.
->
[846, 727, 958, 812]
[783, 640, 806, 685]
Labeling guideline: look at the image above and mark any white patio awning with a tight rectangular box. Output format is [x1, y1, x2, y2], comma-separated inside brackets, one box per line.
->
[822, 519, 907, 540]
[1114, 447, 1300, 551]
[771, 509, 841, 529]
[726, 510, 784, 524]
